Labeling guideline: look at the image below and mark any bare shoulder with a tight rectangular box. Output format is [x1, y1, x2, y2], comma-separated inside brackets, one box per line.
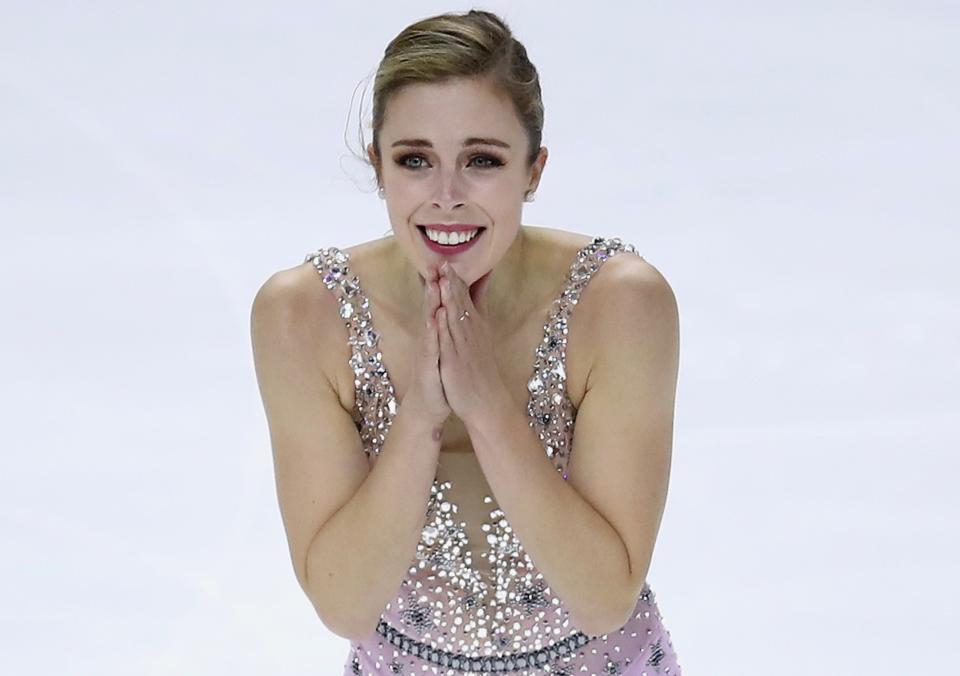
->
[532, 228, 678, 379]
[582, 249, 679, 382]
[252, 236, 386, 315]
[537, 226, 676, 314]
[250, 260, 336, 351]
[595, 248, 675, 302]
[249, 258, 352, 411]
[250, 237, 393, 411]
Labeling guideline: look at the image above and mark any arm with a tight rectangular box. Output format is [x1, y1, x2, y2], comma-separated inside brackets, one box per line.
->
[465, 257, 680, 637]
[250, 268, 442, 641]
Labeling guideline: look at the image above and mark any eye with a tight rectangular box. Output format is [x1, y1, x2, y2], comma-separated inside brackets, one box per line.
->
[393, 153, 505, 170]
[470, 154, 505, 169]
[395, 154, 429, 170]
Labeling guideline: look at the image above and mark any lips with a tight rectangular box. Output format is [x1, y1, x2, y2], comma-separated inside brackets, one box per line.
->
[419, 223, 486, 233]
[417, 225, 485, 253]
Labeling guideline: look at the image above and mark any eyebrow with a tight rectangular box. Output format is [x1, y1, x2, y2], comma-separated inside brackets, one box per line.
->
[390, 137, 511, 149]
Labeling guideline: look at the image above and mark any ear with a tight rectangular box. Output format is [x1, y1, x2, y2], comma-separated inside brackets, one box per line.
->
[527, 146, 548, 193]
[367, 142, 382, 184]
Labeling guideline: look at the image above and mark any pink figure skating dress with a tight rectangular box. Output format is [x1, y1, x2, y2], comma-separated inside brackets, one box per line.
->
[304, 236, 682, 675]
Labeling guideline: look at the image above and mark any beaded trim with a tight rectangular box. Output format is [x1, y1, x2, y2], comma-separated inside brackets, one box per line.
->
[526, 236, 642, 480]
[303, 246, 399, 454]
[375, 618, 592, 673]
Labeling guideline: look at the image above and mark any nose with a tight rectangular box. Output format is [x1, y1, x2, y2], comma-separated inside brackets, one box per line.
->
[431, 166, 466, 211]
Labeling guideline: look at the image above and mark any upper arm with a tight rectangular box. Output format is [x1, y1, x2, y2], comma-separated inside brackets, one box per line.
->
[565, 254, 680, 615]
[250, 266, 369, 595]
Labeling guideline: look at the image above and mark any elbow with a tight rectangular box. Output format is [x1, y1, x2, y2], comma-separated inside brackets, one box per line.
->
[320, 611, 380, 643]
[572, 598, 632, 638]
[303, 584, 380, 642]
[311, 596, 380, 642]
[296, 556, 379, 642]
[574, 579, 644, 637]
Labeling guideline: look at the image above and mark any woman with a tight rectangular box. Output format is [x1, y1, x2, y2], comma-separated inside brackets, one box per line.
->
[251, 9, 682, 675]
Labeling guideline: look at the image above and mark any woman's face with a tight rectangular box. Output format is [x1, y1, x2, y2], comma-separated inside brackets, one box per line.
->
[370, 77, 547, 286]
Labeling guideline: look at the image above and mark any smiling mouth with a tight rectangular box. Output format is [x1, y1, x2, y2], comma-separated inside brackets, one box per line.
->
[416, 225, 486, 246]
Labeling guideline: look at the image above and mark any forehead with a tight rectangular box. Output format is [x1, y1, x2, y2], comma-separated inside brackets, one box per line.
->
[381, 77, 524, 143]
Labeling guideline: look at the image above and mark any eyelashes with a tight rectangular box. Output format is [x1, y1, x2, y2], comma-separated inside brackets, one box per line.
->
[394, 153, 506, 171]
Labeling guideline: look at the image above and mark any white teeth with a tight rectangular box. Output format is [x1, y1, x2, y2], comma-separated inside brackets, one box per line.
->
[424, 228, 480, 245]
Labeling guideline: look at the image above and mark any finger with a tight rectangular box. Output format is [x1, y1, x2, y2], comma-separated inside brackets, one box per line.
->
[439, 273, 461, 320]
[437, 306, 457, 357]
[423, 278, 435, 353]
[426, 275, 439, 316]
[426, 313, 439, 359]
[426, 266, 443, 315]
[424, 270, 442, 359]
[446, 266, 480, 350]
[440, 274, 469, 351]
[446, 264, 477, 315]
[423, 264, 434, 319]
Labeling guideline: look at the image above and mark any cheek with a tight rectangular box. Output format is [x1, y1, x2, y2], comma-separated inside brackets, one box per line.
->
[393, 187, 435, 216]
[472, 182, 522, 213]
[386, 191, 421, 219]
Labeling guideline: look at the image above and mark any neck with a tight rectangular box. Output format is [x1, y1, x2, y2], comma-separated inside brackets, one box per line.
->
[389, 226, 531, 338]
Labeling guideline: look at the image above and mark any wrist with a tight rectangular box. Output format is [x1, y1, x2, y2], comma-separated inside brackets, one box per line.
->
[464, 384, 514, 437]
[399, 391, 449, 432]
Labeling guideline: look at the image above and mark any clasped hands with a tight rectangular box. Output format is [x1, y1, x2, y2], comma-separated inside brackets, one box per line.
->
[433, 260, 509, 427]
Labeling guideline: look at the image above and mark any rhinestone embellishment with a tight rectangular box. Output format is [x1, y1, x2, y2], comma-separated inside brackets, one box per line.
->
[376, 618, 591, 673]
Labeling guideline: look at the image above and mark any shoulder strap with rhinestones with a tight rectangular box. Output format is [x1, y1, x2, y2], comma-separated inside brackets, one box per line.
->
[526, 236, 643, 479]
[303, 246, 399, 456]
[559, 235, 643, 311]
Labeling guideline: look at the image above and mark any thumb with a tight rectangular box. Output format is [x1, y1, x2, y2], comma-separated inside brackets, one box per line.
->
[427, 313, 440, 357]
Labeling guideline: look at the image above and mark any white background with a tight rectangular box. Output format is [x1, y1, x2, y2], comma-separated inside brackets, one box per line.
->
[1, 1, 957, 674]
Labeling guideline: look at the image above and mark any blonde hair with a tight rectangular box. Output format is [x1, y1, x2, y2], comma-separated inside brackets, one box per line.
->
[358, 8, 544, 185]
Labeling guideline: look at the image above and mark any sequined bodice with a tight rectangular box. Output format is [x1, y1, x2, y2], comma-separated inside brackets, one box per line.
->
[304, 236, 682, 675]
